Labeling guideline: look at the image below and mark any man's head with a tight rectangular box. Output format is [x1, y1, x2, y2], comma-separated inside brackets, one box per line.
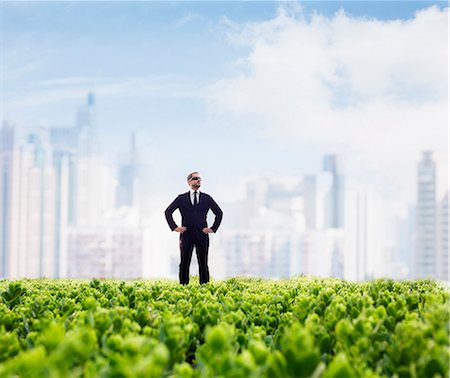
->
[187, 171, 202, 190]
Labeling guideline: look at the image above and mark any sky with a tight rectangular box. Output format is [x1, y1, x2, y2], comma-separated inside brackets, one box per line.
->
[1, 0, 448, 211]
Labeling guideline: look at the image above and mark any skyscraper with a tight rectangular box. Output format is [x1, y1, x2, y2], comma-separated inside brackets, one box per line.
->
[0, 124, 57, 278]
[344, 184, 384, 280]
[321, 154, 345, 278]
[415, 151, 437, 278]
[1, 94, 146, 278]
[0, 123, 15, 277]
[76, 92, 98, 157]
[323, 154, 345, 229]
[116, 132, 140, 208]
[437, 192, 448, 281]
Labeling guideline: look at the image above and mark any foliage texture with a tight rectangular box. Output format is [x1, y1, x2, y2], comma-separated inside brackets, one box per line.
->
[0, 277, 448, 377]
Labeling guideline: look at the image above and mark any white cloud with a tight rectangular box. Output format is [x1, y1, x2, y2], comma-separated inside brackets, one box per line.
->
[208, 5, 448, 204]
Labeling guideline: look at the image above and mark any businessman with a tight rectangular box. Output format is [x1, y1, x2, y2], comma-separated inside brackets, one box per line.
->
[165, 172, 223, 285]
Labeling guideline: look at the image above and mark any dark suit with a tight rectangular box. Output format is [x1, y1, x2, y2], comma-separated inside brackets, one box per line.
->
[165, 192, 223, 284]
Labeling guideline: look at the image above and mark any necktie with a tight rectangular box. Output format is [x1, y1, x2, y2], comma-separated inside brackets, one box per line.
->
[194, 191, 198, 206]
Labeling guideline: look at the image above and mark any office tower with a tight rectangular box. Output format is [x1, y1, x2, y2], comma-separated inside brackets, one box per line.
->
[319, 155, 346, 278]
[0, 124, 57, 278]
[2, 94, 144, 278]
[323, 154, 345, 229]
[0, 123, 15, 277]
[330, 242, 344, 278]
[76, 92, 98, 157]
[300, 231, 319, 276]
[437, 192, 448, 281]
[49, 94, 115, 228]
[221, 230, 272, 277]
[74, 155, 115, 227]
[389, 207, 415, 279]
[67, 226, 143, 278]
[52, 150, 70, 277]
[302, 175, 317, 230]
[415, 151, 437, 278]
[116, 132, 140, 208]
[25, 132, 57, 278]
[217, 175, 311, 278]
[50, 126, 78, 227]
[344, 184, 384, 280]
[270, 233, 302, 278]
[71, 94, 116, 227]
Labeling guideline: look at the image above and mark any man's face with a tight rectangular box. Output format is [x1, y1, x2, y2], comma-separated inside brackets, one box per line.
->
[188, 174, 202, 190]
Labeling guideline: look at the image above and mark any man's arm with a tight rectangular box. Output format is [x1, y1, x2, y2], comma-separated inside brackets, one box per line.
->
[209, 196, 223, 233]
[164, 196, 180, 231]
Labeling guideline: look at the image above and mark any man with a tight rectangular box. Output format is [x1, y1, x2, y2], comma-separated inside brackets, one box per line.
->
[165, 172, 223, 285]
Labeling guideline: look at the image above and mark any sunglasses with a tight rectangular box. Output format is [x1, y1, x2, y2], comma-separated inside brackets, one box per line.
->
[190, 177, 202, 181]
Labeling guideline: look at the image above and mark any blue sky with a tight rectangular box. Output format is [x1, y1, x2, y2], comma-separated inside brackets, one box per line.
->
[2, 1, 448, 207]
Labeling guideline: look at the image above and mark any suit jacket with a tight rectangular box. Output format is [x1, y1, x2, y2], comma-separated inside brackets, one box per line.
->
[165, 192, 223, 235]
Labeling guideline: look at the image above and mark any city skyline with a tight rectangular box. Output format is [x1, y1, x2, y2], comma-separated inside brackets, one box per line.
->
[1, 1, 448, 280]
[2, 107, 447, 280]
[2, 1, 448, 210]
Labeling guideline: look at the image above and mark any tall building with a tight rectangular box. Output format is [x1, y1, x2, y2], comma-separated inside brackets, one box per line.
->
[1, 94, 148, 279]
[52, 150, 70, 277]
[415, 151, 437, 278]
[25, 132, 57, 278]
[344, 184, 384, 280]
[323, 154, 345, 229]
[437, 192, 448, 281]
[0, 123, 15, 277]
[320, 154, 346, 278]
[76, 92, 98, 157]
[219, 231, 272, 278]
[67, 224, 143, 279]
[0, 124, 58, 278]
[389, 207, 415, 279]
[50, 92, 103, 227]
[116, 132, 140, 208]
[216, 176, 311, 278]
[302, 175, 317, 230]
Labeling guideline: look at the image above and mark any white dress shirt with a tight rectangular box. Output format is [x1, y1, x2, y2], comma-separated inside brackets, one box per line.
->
[189, 189, 200, 205]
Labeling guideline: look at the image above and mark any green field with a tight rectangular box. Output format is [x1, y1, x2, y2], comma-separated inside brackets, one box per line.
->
[0, 277, 448, 377]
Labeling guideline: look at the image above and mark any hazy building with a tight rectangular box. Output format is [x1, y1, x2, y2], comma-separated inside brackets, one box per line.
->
[0, 125, 58, 278]
[344, 184, 384, 280]
[0, 123, 14, 277]
[217, 176, 311, 278]
[415, 151, 438, 278]
[437, 192, 448, 281]
[302, 175, 317, 230]
[319, 154, 346, 278]
[220, 231, 271, 278]
[270, 233, 303, 278]
[116, 132, 140, 208]
[67, 225, 143, 278]
[323, 154, 345, 229]
[0, 94, 122, 278]
[76, 92, 98, 157]
[50, 93, 106, 228]
[389, 207, 415, 279]
[52, 150, 70, 277]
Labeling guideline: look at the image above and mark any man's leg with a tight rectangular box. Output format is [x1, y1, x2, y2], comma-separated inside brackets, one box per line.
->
[196, 236, 210, 284]
[180, 236, 194, 285]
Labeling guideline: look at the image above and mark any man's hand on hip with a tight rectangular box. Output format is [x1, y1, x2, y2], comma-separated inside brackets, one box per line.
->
[202, 228, 214, 234]
[175, 227, 187, 233]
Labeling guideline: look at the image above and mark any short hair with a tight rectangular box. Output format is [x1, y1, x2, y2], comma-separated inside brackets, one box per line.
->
[187, 171, 199, 181]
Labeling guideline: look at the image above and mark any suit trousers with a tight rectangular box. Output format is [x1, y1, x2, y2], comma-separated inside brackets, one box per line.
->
[179, 233, 209, 285]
